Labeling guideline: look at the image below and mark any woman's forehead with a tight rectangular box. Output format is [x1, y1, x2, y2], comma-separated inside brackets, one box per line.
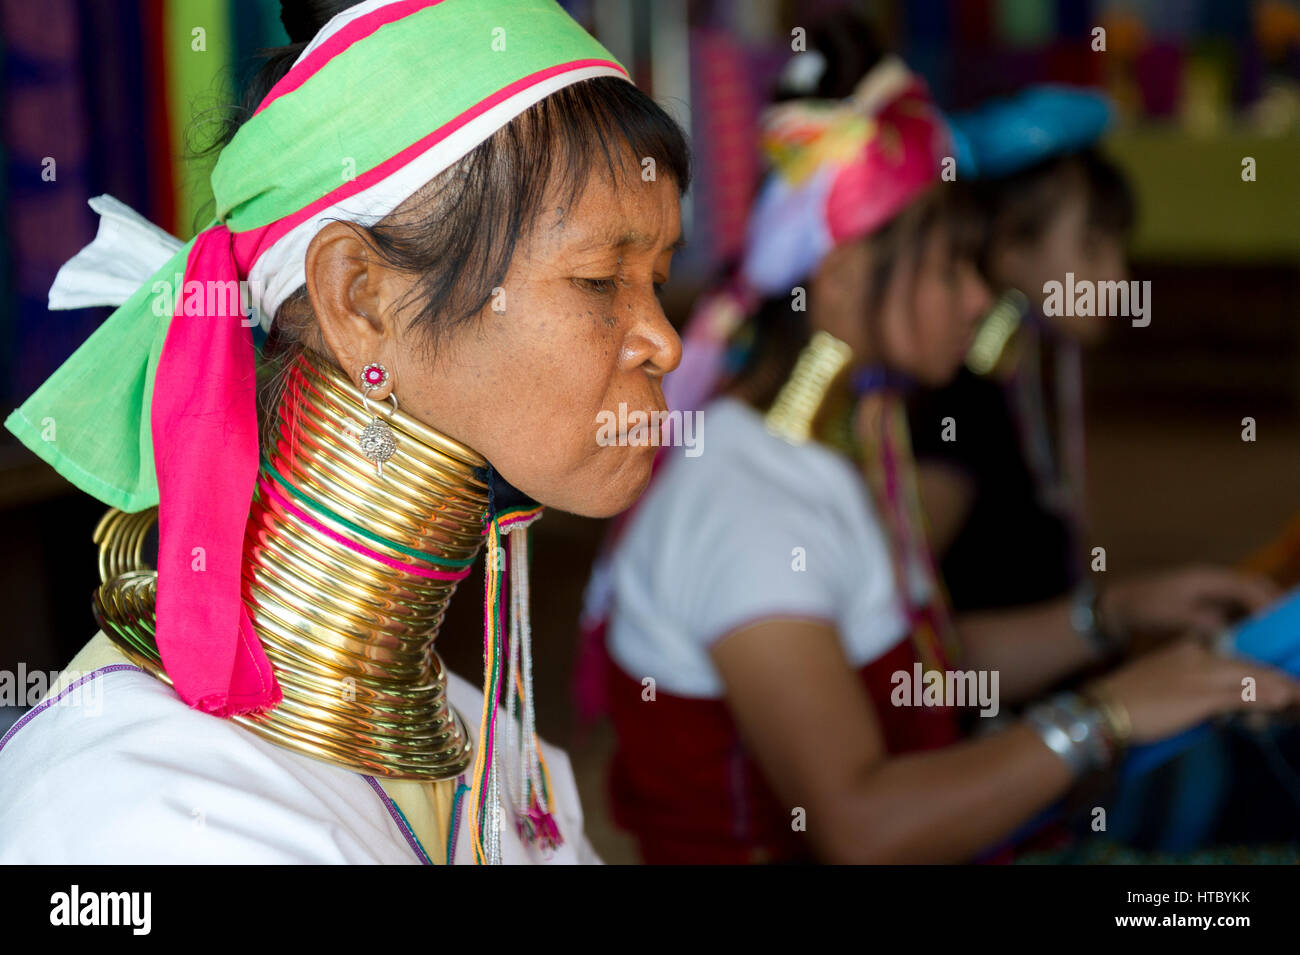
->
[541, 179, 683, 250]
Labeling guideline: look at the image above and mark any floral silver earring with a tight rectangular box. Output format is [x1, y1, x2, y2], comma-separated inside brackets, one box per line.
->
[359, 362, 397, 478]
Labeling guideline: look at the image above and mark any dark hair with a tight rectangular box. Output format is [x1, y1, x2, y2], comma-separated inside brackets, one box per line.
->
[971, 147, 1136, 274]
[197, 1, 691, 446]
[772, 9, 886, 102]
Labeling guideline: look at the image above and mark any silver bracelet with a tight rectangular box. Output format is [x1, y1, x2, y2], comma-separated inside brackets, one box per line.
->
[1024, 692, 1112, 777]
[1070, 581, 1127, 659]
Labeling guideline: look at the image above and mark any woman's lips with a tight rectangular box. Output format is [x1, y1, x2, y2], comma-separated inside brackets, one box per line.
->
[616, 405, 668, 441]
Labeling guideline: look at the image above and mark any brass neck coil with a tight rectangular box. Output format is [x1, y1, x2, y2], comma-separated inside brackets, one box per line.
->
[93, 347, 491, 780]
[764, 330, 855, 445]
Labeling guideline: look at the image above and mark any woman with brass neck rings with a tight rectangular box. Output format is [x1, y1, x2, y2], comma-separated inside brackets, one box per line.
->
[0, 0, 688, 865]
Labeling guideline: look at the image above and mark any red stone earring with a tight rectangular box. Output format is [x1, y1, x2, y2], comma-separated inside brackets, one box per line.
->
[358, 362, 396, 478]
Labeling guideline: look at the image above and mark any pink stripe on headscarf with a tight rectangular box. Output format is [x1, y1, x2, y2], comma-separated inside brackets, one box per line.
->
[253, 0, 445, 117]
[151, 227, 280, 716]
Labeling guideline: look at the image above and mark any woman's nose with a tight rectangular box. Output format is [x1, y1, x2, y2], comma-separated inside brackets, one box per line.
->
[620, 294, 682, 379]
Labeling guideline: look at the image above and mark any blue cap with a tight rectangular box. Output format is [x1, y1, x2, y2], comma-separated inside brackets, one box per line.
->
[950, 85, 1114, 180]
[938, 108, 979, 179]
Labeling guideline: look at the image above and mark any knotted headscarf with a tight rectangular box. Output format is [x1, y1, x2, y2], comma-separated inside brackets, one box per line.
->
[664, 54, 954, 427]
[6, 0, 626, 718]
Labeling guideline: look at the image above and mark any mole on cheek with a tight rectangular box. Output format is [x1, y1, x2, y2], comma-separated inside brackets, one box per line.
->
[584, 308, 615, 331]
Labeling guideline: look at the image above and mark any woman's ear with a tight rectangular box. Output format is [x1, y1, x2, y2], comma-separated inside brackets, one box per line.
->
[303, 221, 403, 393]
[810, 239, 873, 357]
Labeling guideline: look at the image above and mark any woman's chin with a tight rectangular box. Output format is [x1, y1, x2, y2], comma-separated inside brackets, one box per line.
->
[523, 447, 657, 519]
[592, 455, 657, 517]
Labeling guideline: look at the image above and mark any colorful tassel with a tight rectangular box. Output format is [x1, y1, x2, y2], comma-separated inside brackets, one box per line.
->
[468, 468, 554, 865]
[469, 498, 505, 864]
[503, 521, 563, 853]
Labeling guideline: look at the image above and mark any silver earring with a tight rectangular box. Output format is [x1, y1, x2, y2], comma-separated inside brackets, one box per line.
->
[358, 362, 397, 479]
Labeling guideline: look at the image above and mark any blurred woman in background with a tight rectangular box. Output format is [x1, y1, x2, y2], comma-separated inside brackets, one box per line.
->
[596, 17, 1297, 865]
[908, 86, 1300, 853]
[908, 88, 1133, 612]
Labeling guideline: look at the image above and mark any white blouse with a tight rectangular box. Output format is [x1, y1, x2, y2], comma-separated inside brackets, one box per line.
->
[607, 396, 927, 698]
[0, 636, 599, 865]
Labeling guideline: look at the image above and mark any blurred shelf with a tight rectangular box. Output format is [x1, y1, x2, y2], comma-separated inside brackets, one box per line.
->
[1104, 129, 1300, 262]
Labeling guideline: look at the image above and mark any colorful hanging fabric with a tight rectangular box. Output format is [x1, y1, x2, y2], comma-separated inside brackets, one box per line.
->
[1, 0, 99, 404]
[852, 382, 963, 674]
[162, 0, 234, 236]
[473, 493, 555, 863]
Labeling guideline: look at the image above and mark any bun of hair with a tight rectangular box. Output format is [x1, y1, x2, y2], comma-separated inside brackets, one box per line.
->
[773, 10, 886, 102]
[279, 0, 360, 45]
[195, 0, 361, 156]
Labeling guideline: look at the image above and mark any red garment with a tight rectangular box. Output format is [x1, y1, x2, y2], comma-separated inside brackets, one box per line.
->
[606, 636, 963, 865]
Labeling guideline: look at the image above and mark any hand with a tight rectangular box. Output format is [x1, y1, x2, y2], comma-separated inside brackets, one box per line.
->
[1100, 565, 1280, 644]
[1090, 640, 1300, 744]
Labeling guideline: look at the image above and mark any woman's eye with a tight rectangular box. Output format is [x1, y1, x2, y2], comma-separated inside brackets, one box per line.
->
[653, 281, 666, 297]
[574, 277, 618, 295]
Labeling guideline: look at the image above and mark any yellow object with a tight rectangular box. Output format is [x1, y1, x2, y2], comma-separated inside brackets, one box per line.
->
[1103, 130, 1300, 261]
[1082, 681, 1133, 751]
[966, 289, 1027, 377]
[764, 330, 855, 444]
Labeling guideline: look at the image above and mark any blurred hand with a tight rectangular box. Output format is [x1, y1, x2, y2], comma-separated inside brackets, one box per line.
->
[1101, 565, 1280, 644]
[1092, 640, 1300, 744]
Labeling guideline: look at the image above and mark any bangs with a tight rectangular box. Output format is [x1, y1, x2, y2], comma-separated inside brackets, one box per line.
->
[973, 148, 1135, 260]
[522, 76, 693, 204]
[863, 183, 987, 312]
[937, 181, 989, 268]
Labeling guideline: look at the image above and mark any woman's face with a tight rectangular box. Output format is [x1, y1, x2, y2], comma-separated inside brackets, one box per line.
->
[308, 163, 684, 520]
[876, 223, 993, 386]
[991, 189, 1128, 345]
[420, 171, 684, 517]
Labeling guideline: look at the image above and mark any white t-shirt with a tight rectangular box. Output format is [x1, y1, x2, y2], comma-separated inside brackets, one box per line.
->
[0, 651, 598, 865]
[607, 396, 926, 699]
